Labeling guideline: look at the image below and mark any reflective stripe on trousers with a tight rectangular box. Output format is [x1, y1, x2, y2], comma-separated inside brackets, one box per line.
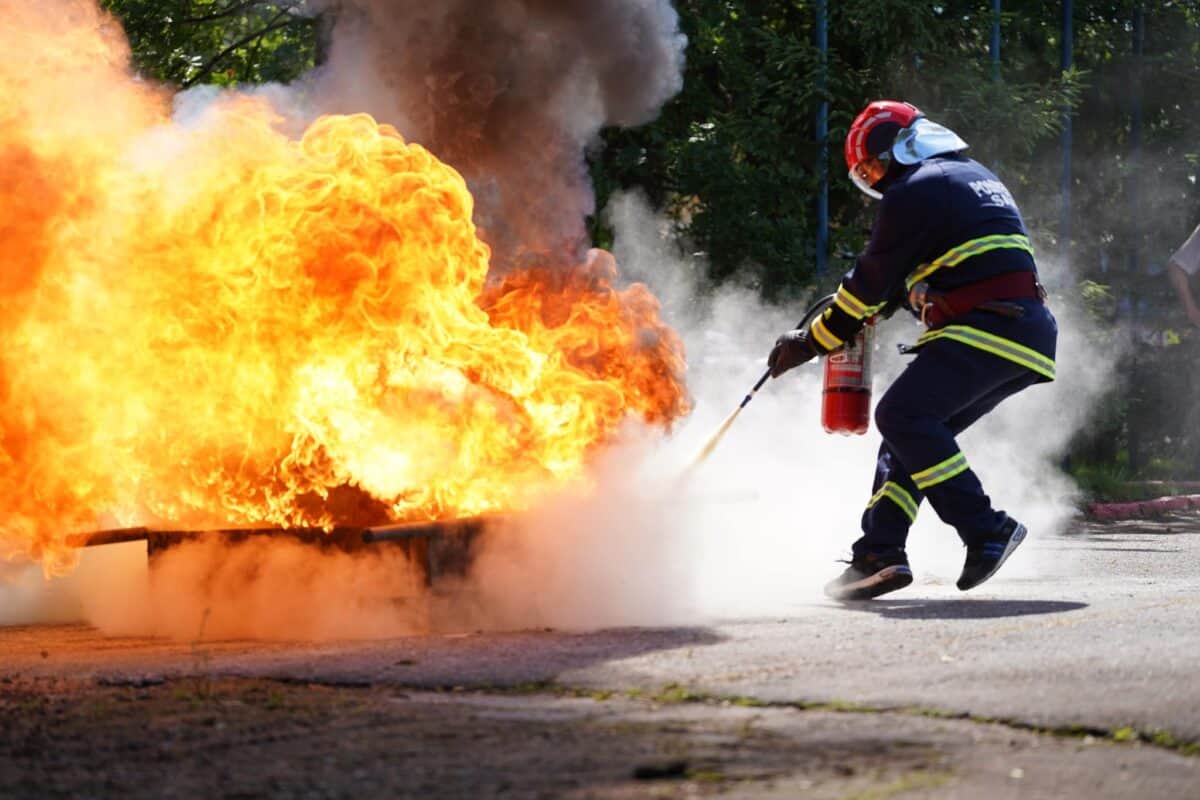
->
[914, 325, 1055, 381]
[866, 480, 919, 522]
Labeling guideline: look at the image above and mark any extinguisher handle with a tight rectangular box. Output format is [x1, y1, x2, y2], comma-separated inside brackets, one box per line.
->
[796, 293, 836, 334]
[744, 294, 837, 407]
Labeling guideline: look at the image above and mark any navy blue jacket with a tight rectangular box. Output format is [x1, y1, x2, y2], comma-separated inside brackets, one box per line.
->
[810, 154, 1057, 381]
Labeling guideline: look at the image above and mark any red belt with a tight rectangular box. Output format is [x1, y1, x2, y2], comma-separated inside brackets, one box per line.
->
[916, 271, 1045, 327]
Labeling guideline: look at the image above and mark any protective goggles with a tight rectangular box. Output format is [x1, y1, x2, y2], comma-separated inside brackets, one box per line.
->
[849, 155, 889, 200]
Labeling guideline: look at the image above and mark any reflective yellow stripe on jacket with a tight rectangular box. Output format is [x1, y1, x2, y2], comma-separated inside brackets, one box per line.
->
[834, 286, 889, 321]
[810, 309, 844, 351]
[915, 325, 1056, 381]
[905, 234, 1034, 291]
[866, 481, 919, 522]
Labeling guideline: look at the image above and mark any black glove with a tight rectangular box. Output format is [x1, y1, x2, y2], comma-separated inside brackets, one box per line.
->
[768, 328, 818, 378]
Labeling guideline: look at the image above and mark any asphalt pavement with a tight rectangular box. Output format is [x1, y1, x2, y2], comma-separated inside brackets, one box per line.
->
[3, 514, 1198, 798]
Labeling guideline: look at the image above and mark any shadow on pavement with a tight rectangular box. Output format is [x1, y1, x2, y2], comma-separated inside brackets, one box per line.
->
[1084, 546, 1182, 553]
[0, 623, 729, 689]
[835, 598, 1088, 620]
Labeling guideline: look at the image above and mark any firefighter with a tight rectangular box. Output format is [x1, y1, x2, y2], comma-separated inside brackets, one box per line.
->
[767, 100, 1057, 600]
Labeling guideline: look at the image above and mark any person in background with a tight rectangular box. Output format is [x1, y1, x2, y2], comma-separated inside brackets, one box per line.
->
[1168, 222, 1200, 327]
[767, 100, 1058, 601]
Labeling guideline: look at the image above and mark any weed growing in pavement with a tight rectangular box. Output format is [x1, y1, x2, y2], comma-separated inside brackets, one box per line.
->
[727, 696, 765, 708]
[650, 683, 701, 704]
[86, 698, 112, 719]
[411, 680, 1200, 758]
[1113, 726, 1138, 742]
[687, 769, 728, 783]
[189, 608, 212, 670]
[841, 768, 954, 800]
[185, 607, 214, 700]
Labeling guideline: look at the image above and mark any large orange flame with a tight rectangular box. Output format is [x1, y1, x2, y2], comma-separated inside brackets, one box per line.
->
[0, 1, 689, 574]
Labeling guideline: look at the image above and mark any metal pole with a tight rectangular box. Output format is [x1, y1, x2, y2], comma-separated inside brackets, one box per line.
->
[1130, 4, 1144, 259]
[990, 0, 1001, 81]
[1128, 3, 1146, 474]
[815, 0, 828, 275]
[1060, 0, 1073, 269]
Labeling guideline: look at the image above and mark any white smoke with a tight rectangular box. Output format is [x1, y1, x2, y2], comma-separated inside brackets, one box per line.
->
[445, 192, 1117, 630]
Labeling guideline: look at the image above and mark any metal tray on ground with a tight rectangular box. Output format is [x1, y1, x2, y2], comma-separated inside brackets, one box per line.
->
[66, 516, 492, 586]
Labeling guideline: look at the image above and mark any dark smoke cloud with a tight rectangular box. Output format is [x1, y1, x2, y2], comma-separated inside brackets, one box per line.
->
[310, 0, 686, 271]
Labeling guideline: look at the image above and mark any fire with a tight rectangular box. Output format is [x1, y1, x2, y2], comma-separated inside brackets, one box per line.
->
[0, 1, 689, 574]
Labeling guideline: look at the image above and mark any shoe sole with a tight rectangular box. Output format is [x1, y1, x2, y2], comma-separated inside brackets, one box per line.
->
[826, 565, 913, 601]
[958, 523, 1027, 591]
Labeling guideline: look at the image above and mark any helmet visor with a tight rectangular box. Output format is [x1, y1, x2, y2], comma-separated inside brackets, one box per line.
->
[849, 156, 888, 200]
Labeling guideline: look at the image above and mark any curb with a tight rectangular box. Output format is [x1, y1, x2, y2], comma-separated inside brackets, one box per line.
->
[1086, 494, 1200, 521]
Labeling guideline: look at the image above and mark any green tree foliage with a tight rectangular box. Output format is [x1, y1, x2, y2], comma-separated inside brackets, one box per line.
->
[1066, 2, 1200, 288]
[591, 3, 827, 294]
[590, 0, 1083, 298]
[100, 0, 317, 88]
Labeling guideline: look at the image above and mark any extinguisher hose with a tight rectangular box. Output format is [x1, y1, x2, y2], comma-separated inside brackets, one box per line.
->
[742, 293, 836, 403]
[688, 293, 836, 470]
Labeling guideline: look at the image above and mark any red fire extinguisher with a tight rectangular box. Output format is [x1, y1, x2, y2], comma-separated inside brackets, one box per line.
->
[689, 295, 878, 468]
[821, 317, 875, 435]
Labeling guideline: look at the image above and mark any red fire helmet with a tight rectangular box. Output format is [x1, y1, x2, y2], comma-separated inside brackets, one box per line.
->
[844, 100, 922, 199]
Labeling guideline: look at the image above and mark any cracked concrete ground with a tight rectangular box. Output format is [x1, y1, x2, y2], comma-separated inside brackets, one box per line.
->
[2, 676, 1195, 799]
[2, 516, 1198, 798]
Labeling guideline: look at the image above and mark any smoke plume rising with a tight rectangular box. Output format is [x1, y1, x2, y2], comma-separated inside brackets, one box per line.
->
[309, 0, 686, 271]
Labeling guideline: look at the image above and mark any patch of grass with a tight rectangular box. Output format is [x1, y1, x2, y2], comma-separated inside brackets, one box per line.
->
[1112, 726, 1138, 743]
[687, 769, 728, 783]
[1122, 726, 1200, 756]
[1069, 461, 1139, 503]
[653, 683, 701, 704]
[427, 681, 1200, 758]
[86, 699, 113, 719]
[948, 714, 1200, 758]
[480, 682, 619, 703]
[728, 696, 765, 708]
[809, 699, 877, 714]
[1068, 457, 1200, 504]
[488, 681, 553, 696]
[899, 705, 970, 721]
[841, 769, 954, 800]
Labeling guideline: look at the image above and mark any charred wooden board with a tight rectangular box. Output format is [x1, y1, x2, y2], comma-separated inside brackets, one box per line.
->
[66, 516, 494, 586]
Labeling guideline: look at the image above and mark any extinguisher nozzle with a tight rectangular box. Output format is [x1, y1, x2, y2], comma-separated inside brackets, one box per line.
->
[687, 406, 743, 471]
[738, 368, 772, 408]
[684, 296, 832, 476]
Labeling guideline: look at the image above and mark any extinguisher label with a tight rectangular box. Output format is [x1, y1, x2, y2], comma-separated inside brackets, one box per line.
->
[829, 349, 858, 365]
[824, 325, 874, 389]
[826, 367, 866, 387]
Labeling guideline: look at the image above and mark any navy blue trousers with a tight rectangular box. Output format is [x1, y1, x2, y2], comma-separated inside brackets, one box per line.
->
[853, 338, 1042, 557]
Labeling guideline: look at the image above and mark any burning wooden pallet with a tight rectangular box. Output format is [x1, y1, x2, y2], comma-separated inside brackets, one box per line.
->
[66, 517, 491, 586]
